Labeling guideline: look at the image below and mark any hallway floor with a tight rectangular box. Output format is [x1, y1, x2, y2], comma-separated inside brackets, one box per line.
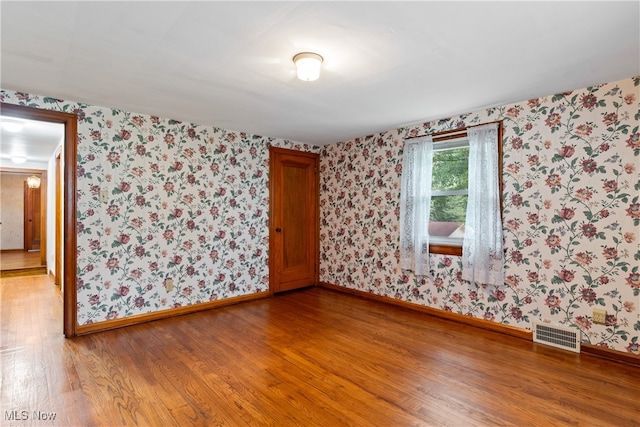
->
[0, 251, 46, 277]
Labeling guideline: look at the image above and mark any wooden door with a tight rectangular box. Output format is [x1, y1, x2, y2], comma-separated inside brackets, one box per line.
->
[24, 181, 41, 251]
[269, 147, 319, 293]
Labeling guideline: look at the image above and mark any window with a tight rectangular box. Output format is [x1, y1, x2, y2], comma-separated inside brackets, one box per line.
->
[400, 122, 504, 273]
[429, 137, 469, 250]
[429, 127, 503, 257]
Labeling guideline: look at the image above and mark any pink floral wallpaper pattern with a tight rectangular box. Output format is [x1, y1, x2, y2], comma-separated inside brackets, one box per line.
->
[0, 174, 27, 250]
[319, 76, 639, 354]
[1, 76, 638, 356]
[0, 89, 319, 325]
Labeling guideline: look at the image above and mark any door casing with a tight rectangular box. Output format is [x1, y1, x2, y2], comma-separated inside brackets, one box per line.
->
[1, 102, 78, 337]
[55, 150, 63, 286]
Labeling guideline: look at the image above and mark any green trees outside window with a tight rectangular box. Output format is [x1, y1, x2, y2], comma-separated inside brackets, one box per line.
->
[430, 145, 469, 231]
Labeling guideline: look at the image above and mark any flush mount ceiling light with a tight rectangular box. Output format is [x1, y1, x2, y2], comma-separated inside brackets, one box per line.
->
[11, 156, 26, 164]
[27, 175, 41, 189]
[1, 118, 26, 132]
[293, 52, 323, 82]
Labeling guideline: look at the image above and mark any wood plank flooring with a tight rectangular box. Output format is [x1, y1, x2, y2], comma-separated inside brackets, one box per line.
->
[0, 251, 43, 270]
[1, 275, 639, 426]
[0, 251, 46, 278]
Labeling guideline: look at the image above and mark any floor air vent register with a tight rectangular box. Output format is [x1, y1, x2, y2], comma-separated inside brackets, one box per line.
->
[532, 322, 581, 353]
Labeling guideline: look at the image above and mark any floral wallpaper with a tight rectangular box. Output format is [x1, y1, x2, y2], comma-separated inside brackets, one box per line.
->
[1, 76, 638, 355]
[0, 89, 319, 325]
[0, 173, 26, 250]
[319, 76, 640, 354]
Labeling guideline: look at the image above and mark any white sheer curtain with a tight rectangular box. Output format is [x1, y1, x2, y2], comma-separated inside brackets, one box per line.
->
[399, 135, 433, 276]
[462, 123, 504, 286]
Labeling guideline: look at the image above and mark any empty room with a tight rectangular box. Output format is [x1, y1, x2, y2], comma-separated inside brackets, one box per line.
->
[1, 2, 638, 426]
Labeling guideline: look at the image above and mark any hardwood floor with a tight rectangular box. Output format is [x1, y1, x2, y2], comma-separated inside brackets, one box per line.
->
[1, 275, 638, 426]
[0, 251, 46, 278]
[0, 251, 42, 270]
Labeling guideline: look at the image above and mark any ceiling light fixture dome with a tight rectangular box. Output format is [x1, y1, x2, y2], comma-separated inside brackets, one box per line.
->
[293, 52, 323, 82]
[1, 118, 26, 132]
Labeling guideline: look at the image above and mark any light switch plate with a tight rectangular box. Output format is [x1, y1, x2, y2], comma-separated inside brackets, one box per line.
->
[593, 308, 607, 325]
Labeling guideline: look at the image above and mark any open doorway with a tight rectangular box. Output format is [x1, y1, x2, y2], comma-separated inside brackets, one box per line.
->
[0, 168, 48, 275]
[0, 103, 78, 337]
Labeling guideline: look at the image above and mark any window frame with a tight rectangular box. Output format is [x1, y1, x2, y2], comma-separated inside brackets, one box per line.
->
[411, 122, 504, 256]
[428, 137, 470, 249]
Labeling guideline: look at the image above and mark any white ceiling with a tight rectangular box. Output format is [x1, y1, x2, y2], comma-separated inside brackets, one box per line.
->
[0, 117, 63, 169]
[1, 1, 638, 147]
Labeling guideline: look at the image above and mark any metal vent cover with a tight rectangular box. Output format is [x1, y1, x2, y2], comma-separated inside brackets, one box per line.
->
[532, 322, 581, 353]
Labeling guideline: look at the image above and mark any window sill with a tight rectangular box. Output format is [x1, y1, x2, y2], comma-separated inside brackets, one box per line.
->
[429, 243, 462, 257]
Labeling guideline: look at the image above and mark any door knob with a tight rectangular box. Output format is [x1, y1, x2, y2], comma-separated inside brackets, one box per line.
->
[275, 227, 282, 232]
